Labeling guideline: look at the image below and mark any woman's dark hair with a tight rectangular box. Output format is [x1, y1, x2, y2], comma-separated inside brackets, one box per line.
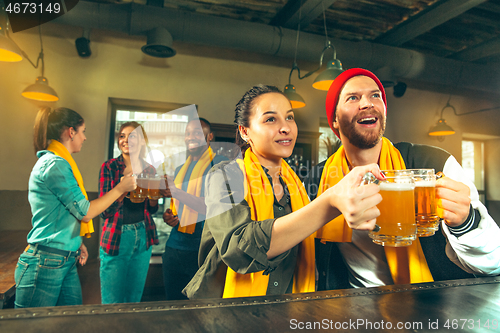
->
[116, 121, 150, 159]
[33, 107, 84, 153]
[234, 85, 285, 154]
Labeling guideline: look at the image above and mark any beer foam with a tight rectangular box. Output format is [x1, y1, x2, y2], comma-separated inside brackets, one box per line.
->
[415, 180, 435, 187]
[379, 182, 415, 191]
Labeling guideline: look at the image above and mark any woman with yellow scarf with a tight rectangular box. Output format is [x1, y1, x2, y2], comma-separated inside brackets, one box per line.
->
[185, 85, 384, 299]
[14, 107, 136, 308]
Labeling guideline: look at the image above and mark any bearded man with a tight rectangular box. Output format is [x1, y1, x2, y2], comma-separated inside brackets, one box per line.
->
[304, 68, 500, 290]
[161, 118, 227, 299]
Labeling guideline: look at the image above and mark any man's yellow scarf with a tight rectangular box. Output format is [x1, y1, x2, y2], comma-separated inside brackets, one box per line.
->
[222, 148, 316, 298]
[316, 137, 433, 284]
[47, 140, 94, 238]
[170, 146, 215, 234]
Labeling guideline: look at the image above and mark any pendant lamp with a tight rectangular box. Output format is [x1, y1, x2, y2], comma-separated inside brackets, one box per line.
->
[0, 9, 23, 62]
[428, 97, 500, 140]
[22, 76, 59, 102]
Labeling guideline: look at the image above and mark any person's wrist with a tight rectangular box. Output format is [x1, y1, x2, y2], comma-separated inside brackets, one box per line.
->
[326, 187, 339, 212]
[116, 182, 127, 194]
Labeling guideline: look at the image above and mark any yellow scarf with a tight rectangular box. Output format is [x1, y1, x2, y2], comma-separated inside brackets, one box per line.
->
[47, 140, 94, 238]
[170, 147, 216, 234]
[222, 148, 316, 298]
[316, 137, 433, 284]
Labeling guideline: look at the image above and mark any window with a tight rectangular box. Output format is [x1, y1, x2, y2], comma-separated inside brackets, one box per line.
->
[462, 140, 486, 205]
[109, 98, 192, 255]
[318, 118, 342, 162]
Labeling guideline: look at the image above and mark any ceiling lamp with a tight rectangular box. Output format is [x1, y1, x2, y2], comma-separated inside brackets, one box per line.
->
[141, 27, 176, 58]
[284, 84, 305, 109]
[311, 43, 344, 91]
[0, 30, 23, 62]
[429, 97, 500, 139]
[22, 76, 59, 101]
[0, 9, 23, 62]
[284, 3, 343, 106]
[0, 8, 59, 102]
[428, 118, 455, 137]
[429, 100, 458, 137]
[21, 26, 59, 102]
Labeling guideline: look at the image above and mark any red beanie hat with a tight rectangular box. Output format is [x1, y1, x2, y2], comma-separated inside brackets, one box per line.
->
[325, 68, 387, 138]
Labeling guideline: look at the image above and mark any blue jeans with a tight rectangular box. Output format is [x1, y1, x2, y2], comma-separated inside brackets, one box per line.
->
[14, 246, 82, 308]
[100, 221, 152, 304]
[162, 246, 198, 300]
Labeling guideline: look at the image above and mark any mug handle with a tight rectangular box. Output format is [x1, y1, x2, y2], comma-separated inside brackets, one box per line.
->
[361, 172, 381, 232]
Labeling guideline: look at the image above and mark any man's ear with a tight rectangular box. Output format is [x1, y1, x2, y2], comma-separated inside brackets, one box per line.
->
[332, 115, 340, 131]
[206, 132, 214, 143]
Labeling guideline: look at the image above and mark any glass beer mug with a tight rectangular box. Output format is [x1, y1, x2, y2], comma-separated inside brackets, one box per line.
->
[147, 174, 162, 200]
[408, 169, 439, 237]
[130, 173, 148, 203]
[367, 170, 417, 247]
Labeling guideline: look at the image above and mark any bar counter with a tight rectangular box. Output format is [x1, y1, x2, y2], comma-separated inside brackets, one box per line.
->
[1, 277, 499, 332]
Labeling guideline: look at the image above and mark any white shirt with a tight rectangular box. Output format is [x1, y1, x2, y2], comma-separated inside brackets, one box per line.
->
[338, 155, 500, 288]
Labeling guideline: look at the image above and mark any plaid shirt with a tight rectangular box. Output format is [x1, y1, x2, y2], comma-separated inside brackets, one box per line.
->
[99, 154, 159, 255]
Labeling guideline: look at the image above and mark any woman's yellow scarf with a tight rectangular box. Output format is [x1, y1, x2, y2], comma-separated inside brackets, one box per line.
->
[47, 140, 94, 238]
[170, 147, 215, 234]
[222, 148, 316, 298]
[316, 137, 433, 284]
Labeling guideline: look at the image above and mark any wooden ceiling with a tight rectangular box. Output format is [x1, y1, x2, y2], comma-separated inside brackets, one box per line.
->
[92, 0, 498, 67]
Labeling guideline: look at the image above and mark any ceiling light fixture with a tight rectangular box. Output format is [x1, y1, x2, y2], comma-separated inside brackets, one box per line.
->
[311, 41, 344, 91]
[20, 25, 59, 102]
[0, 6, 22, 62]
[284, 83, 306, 109]
[311, 4, 343, 91]
[284, 1, 343, 108]
[0, 8, 59, 102]
[429, 96, 500, 140]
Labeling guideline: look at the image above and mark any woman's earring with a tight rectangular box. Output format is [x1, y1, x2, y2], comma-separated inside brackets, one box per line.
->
[71, 137, 74, 141]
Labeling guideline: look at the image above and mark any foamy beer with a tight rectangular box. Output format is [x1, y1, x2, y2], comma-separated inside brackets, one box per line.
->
[408, 169, 439, 237]
[369, 170, 417, 247]
[147, 175, 162, 200]
[130, 173, 148, 203]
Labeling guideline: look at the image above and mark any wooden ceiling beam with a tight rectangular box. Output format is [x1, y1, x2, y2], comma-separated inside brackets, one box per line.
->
[451, 37, 500, 61]
[269, 0, 338, 29]
[376, 0, 487, 46]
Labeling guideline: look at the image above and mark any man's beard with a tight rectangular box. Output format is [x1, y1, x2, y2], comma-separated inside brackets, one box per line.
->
[186, 134, 209, 157]
[187, 145, 207, 157]
[338, 111, 385, 149]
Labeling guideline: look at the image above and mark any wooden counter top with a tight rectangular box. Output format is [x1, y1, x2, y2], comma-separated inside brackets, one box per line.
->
[1, 276, 499, 332]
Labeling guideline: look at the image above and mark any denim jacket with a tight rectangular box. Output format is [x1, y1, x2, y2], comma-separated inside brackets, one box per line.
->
[27, 151, 89, 252]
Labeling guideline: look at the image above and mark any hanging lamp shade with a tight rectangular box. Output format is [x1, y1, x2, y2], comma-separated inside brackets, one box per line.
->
[22, 76, 59, 102]
[284, 84, 306, 109]
[312, 59, 344, 91]
[428, 118, 455, 136]
[0, 31, 23, 62]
